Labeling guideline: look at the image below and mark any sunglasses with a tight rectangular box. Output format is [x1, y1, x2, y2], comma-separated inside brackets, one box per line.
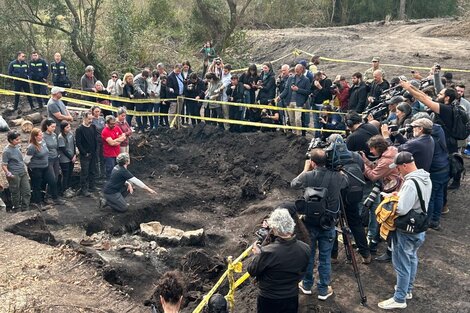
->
[112, 75, 118, 78]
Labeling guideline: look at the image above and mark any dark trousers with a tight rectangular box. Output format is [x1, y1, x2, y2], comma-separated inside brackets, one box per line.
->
[135, 104, 148, 131]
[229, 106, 243, 132]
[104, 157, 116, 178]
[125, 103, 134, 125]
[147, 103, 160, 129]
[206, 107, 224, 129]
[104, 188, 130, 212]
[29, 166, 58, 203]
[187, 100, 202, 125]
[160, 103, 169, 126]
[257, 295, 298, 313]
[32, 82, 47, 107]
[13, 80, 34, 110]
[60, 162, 73, 192]
[332, 201, 370, 258]
[80, 154, 96, 190]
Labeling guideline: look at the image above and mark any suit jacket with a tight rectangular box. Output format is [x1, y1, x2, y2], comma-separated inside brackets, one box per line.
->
[279, 75, 311, 107]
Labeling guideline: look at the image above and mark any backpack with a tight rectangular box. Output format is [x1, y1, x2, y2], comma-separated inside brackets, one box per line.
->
[449, 102, 470, 140]
[375, 195, 399, 240]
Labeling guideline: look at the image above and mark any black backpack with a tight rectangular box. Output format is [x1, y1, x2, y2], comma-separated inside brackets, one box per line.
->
[449, 102, 470, 140]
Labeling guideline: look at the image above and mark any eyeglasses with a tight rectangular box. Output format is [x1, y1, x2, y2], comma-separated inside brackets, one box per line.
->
[112, 76, 118, 78]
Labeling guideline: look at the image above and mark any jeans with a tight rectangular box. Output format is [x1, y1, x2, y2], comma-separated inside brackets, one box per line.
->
[104, 157, 116, 178]
[392, 230, 425, 303]
[60, 162, 74, 192]
[135, 104, 148, 131]
[147, 102, 160, 129]
[302, 226, 335, 294]
[7, 172, 31, 209]
[312, 103, 323, 137]
[80, 154, 96, 190]
[428, 167, 449, 223]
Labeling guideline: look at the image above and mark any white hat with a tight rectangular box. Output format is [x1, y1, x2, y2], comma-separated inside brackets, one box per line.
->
[51, 86, 65, 95]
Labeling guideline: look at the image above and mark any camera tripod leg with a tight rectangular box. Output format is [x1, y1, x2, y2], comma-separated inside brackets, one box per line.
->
[339, 200, 368, 306]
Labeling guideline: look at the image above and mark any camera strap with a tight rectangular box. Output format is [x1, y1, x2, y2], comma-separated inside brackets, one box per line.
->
[409, 178, 426, 214]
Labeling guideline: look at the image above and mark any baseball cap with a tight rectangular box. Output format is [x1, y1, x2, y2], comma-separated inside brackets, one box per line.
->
[51, 86, 65, 95]
[372, 57, 380, 62]
[299, 60, 308, 68]
[389, 151, 415, 169]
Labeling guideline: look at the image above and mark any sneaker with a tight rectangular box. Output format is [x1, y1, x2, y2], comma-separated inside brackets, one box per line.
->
[429, 220, 441, 231]
[369, 241, 378, 255]
[298, 282, 312, 295]
[63, 188, 76, 198]
[375, 251, 392, 262]
[394, 285, 413, 300]
[362, 255, 372, 264]
[318, 286, 333, 300]
[441, 205, 449, 215]
[378, 297, 407, 309]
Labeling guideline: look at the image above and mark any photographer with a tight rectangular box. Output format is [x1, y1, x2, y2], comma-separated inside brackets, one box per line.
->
[318, 105, 346, 141]
[378, 152, 431, 310]
[247, 208, 310, 313]
[344, 111, 379, 159]
[367, 70, 389, 108]
[260, 105, 280, 132]
[332, 75, 350, 111]
[292, 149, 348, 300]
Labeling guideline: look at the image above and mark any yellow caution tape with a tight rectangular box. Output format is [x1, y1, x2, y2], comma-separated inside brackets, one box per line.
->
[296, 49, 470, 73]
[0, 74, 177, 104]
[178, 96, 346, 115]
[0, 88, 346, 133]
[192, 245, 253, 313]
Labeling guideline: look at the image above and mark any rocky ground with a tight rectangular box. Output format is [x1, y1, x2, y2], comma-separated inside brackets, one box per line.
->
[1, 17, 470, 313]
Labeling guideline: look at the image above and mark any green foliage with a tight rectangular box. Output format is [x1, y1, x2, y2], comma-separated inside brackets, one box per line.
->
[108, 0, 135, 63]
[189, 0, 230, 46]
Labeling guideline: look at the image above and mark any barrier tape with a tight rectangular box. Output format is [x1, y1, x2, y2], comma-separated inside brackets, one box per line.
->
[296, 49, 470, 73]
[192, 245, 253, 313]
[178, 96, 346, 115]
[0, 74, 177, 104]
[0, 88, 346, 134]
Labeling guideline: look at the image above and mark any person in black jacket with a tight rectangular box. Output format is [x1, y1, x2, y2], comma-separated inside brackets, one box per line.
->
[247, 208, 310, 313]
[183, 72, 205, 125]
[75, 112, 98, 196]
[256, 62, 276, 104]
[8, 51, 35, 112]
[310, 71, 333, 137]
[349, 72, 368, 113]
[226, 75, 244, 132]
[345, 111, 380, 159]
[367, 70, 390, 108]
[29, 51, 49, 109]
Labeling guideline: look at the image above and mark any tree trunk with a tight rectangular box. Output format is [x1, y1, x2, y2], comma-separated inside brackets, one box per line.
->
[399, 0, 406, 20]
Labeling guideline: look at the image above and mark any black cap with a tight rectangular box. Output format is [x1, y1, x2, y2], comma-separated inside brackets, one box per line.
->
[389, 151, 415, 169]
[385, 95, 405, 106]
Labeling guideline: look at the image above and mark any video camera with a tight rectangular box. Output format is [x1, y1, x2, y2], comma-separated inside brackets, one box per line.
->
[255, 220, 273, 246]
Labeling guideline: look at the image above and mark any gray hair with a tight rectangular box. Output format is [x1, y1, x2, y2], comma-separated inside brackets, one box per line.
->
[105, 115, 116, 124]
[85, 65, 95, 72]
[116, 153, 130, 166]
[117, 107, 127, 115]
[267, 208, 295, 236]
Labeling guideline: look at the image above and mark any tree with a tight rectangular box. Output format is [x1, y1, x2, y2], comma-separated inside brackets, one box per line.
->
[399, 0, 406, 20]
[3, 0, 106, 80]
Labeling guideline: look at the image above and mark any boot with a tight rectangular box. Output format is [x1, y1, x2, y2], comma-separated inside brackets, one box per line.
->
[375, 249, 392, 262]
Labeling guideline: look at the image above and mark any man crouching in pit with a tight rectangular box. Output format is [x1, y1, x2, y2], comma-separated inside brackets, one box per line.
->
[100, 153, 156, 212]
[247, 208, 310, 313]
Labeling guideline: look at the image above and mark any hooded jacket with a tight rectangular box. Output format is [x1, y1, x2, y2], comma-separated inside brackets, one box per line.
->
[364, 146, 400, 183]
[397, 169, 432, 216]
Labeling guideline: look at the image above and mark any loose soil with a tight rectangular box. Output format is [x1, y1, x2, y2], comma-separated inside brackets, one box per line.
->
[1, 18, 470, 313]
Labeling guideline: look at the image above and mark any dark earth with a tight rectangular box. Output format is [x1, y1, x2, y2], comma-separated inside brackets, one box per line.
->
[1, 17, 470, 313]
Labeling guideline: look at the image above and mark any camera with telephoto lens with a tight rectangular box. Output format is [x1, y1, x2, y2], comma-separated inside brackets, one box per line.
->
[305, 138, 329, 159]
[363, 181, 381, 211]
[255, 221, 273, 246]
[388, 125, 399, 132]
[398, 123, 413, 134]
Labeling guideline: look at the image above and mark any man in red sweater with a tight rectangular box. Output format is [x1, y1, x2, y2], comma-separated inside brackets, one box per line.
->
[101, 115, 126, 178]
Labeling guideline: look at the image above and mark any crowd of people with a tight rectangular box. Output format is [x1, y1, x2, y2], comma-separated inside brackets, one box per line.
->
[3, 48, 470, 312]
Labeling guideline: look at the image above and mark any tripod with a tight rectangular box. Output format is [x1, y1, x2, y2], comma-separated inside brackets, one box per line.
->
[338, 197, 367, 305]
